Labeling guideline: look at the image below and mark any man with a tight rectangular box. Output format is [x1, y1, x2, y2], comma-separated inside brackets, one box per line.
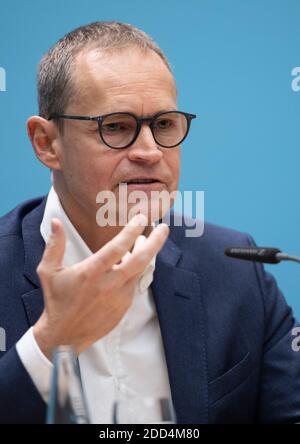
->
[0, 21, 300, 424]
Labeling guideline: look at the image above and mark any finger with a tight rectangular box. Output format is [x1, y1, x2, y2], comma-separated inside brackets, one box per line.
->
[38, 218, 66, 274]
[82, 213, 148, 273]
[120, 250, 132, 264]
[116, 223, 169, 279]
[133, 234, 147, 252]
[115, 235, 146, 268]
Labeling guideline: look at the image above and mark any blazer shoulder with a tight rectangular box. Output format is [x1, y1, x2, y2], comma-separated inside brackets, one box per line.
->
[0, 196, 46, 238]
[168, 215, 259, 279]
[169, 213, 253, 251]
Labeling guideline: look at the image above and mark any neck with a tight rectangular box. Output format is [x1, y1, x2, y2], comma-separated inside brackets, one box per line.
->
[53, 184, 151, 254]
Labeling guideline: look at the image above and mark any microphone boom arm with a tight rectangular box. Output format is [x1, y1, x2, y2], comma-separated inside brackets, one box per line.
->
[276, 253, 300, 264]
[224, 247, 300, 265]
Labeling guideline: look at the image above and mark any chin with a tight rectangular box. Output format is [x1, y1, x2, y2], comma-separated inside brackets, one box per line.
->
[99, 185, 177, 226]
[124, 200, 173, 226]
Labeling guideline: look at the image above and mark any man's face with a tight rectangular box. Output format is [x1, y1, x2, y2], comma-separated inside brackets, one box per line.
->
[54, 47, 180, 225]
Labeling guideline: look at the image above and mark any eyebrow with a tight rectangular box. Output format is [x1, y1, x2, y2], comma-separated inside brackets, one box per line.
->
[91, 108, 178, 118]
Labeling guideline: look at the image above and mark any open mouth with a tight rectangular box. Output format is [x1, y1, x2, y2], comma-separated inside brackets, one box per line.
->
[119, 178, 162, 186]
[125, 179, 159, 184]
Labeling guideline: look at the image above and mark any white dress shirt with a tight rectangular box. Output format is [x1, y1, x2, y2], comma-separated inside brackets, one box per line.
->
[16, 187, 171, 423]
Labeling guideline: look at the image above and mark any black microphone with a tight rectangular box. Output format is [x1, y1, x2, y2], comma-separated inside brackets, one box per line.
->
[224, 247, 300, 264]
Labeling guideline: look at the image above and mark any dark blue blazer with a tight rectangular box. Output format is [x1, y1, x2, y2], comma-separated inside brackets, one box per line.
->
[0, 196, 300, 424]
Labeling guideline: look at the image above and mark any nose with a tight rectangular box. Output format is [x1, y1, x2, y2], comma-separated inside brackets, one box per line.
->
[127, 124, 163, 164]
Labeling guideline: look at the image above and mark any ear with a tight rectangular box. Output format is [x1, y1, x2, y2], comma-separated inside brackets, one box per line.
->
[27, 116, 62, 170]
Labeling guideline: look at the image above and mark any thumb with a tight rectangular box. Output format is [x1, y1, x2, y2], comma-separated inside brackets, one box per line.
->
[40, 218, 66, 271]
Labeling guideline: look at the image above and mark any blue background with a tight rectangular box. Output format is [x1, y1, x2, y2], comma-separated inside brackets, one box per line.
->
[1, 1, 300, 316]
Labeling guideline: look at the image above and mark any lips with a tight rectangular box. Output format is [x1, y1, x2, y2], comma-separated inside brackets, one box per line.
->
[117, 177, 165, 192]
[119, 177, 163, 185]
[125, 178, 158, 184]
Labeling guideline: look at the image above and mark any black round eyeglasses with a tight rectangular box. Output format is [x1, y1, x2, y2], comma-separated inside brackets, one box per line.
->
[48, 110, 196, 149]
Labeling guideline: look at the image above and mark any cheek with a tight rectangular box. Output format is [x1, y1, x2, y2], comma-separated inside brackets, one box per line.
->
[166, 150, 180, 188]
[79, 157, 117, 194]
[62, 141, 118, 192]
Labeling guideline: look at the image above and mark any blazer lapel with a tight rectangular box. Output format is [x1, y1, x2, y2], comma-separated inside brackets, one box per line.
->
[21, 288, 45, 326]
[20, 199, 209, 422]
[152, 236, 209, 424]
[21, 197, 47, 326]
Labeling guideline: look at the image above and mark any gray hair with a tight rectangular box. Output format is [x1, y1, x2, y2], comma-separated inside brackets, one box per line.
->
[38, 21, 172, 120]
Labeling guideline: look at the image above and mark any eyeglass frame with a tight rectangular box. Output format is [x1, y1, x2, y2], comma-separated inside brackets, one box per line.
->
[48, 110, 196, 149]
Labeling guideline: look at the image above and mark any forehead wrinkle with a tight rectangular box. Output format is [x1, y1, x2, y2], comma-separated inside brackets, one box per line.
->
[103, 87, 176, 105]
[102, 77, 175, 92]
